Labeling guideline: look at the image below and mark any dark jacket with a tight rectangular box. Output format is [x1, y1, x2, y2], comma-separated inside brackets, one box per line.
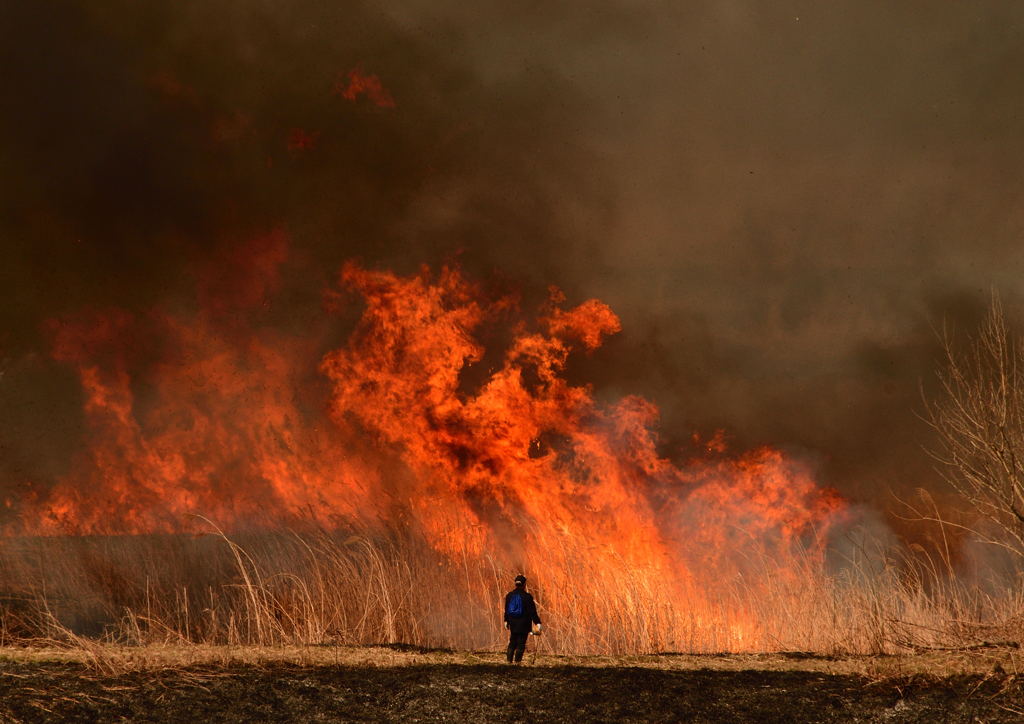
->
[503, 587, 541, 634]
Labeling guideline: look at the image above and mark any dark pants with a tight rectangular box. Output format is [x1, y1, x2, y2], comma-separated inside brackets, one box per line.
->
[507, 631, 529, 662]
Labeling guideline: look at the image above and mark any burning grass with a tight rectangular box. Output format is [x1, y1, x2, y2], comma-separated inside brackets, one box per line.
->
[3, 260, 1024, 661]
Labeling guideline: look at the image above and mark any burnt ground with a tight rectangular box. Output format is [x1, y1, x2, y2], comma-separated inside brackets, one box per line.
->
[1, 661, 1022, 724]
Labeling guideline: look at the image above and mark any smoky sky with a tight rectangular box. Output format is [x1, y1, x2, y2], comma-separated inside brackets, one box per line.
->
[2, 1, 1024, 523]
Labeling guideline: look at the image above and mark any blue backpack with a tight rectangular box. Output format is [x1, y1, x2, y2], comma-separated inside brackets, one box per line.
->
[506, 592, 523, 617]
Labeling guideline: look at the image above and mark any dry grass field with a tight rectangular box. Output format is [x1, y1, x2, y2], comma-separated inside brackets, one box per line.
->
[1, 527, 1023, 721]
[3, 526, 1023, 656]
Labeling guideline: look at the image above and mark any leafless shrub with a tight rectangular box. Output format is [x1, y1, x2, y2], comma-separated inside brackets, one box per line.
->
[927, 297, 1024, 555]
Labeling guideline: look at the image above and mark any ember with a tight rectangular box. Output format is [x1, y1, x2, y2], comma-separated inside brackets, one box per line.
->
[335, 64, 396, 108]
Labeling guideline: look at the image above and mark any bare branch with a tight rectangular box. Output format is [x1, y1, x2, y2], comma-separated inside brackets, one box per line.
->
[927, 294, 1024, 556]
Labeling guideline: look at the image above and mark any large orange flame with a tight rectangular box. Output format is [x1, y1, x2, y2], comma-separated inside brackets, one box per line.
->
[16, 236, 846, 648]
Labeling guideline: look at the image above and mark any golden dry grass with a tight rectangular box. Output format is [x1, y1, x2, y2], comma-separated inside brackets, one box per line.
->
[1, 524, 1022, 658]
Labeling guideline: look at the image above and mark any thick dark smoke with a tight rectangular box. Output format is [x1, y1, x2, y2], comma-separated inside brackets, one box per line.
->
[2, 1, 1024, 531]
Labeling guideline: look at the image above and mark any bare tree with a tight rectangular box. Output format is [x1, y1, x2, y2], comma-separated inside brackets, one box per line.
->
[928, 297, 1024, 555]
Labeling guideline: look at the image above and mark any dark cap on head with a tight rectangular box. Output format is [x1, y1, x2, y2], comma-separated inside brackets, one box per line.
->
[514, 574, 527, 586]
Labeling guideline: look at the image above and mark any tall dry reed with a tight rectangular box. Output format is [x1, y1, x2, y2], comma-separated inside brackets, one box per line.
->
[1, 523, 1021, 655]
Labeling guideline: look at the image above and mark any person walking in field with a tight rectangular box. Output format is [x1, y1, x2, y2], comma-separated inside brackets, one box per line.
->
[503, 574, 542, 664]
